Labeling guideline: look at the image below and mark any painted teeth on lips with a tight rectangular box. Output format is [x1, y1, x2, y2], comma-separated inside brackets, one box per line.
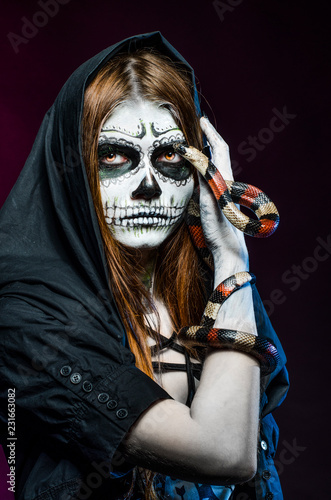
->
[109, 206, 186, 220]
[113, 214, 183, 227]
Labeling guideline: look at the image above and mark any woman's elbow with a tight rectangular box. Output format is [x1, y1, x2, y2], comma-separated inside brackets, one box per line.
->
[229, 458, 257, 484]
[199, 449, 257, 485]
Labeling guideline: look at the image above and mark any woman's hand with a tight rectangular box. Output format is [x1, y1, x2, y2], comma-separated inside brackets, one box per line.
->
[199, 116, 249, 281]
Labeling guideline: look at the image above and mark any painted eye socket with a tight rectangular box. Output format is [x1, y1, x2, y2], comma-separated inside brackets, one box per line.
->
[152, 146, 192, 181]
[98, 143, 140, 179]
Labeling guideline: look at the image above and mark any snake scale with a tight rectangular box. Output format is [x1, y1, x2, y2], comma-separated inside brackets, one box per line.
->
[173, 143, 280, 374]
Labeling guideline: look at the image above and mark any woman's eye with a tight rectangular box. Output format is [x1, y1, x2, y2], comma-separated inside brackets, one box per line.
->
[99, 152, 129, 166]
[157, 150, 181, 163]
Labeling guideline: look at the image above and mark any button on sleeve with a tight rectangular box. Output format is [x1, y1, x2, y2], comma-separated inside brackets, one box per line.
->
[60, 365, 72, 376]
[70, 373, 82, 384]
[82, 381, 93, 392]
[116, 408, 128, 419]
[97, 393, 110, 403]
[107, 400, 118, 410]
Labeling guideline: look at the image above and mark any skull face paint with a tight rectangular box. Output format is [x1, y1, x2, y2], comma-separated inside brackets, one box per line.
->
[98, 100, 194, 249]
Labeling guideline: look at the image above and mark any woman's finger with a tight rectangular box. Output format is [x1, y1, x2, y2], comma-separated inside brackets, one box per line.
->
[200, 116, 229, 151]
[200, 117, 234, 181]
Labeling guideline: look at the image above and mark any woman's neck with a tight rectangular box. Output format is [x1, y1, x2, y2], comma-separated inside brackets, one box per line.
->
[132, 247, 158, 293]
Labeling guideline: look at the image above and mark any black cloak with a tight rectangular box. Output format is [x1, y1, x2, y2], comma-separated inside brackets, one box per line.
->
[0, 32, 288, 500]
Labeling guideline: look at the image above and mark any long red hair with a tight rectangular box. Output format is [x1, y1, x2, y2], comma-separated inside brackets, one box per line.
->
[82, 49, 206, 378]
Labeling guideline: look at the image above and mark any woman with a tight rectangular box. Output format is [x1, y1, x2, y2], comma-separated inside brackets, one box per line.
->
[0, 32, 288, 500]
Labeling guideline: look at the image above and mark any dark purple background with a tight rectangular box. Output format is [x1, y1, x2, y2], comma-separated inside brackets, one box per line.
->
[1, 1, 330, 498]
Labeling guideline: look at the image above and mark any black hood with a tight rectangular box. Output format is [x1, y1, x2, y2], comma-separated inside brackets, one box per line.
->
[0, 31, 202, 345]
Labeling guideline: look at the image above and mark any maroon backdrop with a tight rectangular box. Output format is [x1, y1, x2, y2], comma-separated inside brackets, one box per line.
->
[1, 1, 330, 498]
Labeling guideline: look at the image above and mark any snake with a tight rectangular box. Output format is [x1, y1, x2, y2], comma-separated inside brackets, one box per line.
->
[178, 272, 280, 374]
[173, 143, 280, 374]
[173, 143, 280, 268]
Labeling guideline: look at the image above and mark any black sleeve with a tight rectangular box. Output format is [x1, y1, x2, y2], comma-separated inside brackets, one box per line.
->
[251, 284, 289, 418]
[0, 296, 172, 464]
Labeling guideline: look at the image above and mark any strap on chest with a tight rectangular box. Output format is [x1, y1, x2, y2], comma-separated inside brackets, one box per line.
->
[149, 331, 202, 407]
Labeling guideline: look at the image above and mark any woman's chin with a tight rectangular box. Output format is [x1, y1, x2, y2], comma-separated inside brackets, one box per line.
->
[110, 223, 179, 250]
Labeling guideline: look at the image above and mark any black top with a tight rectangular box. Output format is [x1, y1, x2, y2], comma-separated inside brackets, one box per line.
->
[150, 331, 202, 407]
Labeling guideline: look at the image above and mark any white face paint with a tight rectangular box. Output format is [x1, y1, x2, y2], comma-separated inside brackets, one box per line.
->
[98, 100, 194, 250]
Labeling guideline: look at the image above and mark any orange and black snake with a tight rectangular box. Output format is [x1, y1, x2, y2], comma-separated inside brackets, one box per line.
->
[174, 143, 280, 374]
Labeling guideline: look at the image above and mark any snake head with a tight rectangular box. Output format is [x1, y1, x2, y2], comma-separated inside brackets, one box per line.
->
[173, 143, 209, 175]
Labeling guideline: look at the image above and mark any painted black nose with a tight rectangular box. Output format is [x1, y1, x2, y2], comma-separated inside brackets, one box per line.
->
[131, 173, 162, 200]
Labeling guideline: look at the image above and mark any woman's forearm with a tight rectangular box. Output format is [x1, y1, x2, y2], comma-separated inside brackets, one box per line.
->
[121, 335, 260, 484]
[214, 281, 258, 334]
[190, 349, 260, 479]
